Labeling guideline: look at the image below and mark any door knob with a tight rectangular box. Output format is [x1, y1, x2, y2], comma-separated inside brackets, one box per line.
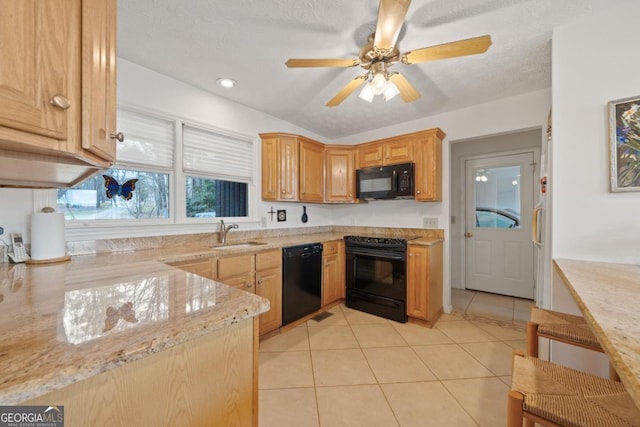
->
[465, 232, 473, 238]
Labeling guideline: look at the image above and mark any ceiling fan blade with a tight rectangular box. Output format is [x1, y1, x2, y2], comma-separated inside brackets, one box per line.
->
[326, 75, 368, 107]
[286, 58, 359, 68]
[402, 35, 492, 64]
[373, 0, 411, 52]
[389, 73, 420, 102]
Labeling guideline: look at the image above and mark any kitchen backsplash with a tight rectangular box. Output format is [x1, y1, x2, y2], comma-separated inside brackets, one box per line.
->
[65, 226, 444, 256]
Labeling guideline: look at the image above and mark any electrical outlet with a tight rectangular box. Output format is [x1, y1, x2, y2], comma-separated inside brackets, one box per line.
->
[422, 217, 438, 228]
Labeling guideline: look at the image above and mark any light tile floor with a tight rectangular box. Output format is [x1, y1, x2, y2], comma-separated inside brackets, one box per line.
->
[259, 290, 535, 427]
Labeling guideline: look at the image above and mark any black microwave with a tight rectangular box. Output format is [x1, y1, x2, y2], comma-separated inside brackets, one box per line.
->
[356, 162, 414, 200]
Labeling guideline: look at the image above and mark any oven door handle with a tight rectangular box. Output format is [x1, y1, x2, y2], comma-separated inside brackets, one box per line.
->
[345, 247, 405, 260]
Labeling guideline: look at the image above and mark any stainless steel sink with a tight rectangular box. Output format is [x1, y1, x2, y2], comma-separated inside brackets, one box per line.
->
[213, 241, 268, 250]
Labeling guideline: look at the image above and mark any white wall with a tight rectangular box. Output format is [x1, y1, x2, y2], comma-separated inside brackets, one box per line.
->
[550, 0, 640, 375]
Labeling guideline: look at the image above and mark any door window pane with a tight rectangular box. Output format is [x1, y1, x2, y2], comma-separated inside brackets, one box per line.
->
[474, 165, 521, 229]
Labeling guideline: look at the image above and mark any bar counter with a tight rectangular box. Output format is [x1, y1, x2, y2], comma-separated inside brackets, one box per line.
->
[553, 258, 640, 409]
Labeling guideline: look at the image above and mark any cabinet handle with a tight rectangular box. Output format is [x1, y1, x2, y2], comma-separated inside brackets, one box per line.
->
[257, 279, 264, 285]
[416, 190, 421, 194]
[110, 132, 125, 142]
[50, 95, 71, 110]
[246, 282, 253, 288]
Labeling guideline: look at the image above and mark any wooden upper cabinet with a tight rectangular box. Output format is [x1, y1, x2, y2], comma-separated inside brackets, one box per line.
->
[357, 143, 383, 168]
[382, 137, 413, 165]
[357, 136, 413, 168]
[81, 0, 117, 162]
[260, 132, 325, 203]
[325, 146, 355, 203]
[260, 133, 298, 201]
[299, 137, 324, 202]
[414, 128, 445, 201]
[0, 0, 73, 140]
[0, 0, 118, 188]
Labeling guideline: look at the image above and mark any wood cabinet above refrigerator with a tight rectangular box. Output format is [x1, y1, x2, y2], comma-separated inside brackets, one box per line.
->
[0, 0, 119, 188]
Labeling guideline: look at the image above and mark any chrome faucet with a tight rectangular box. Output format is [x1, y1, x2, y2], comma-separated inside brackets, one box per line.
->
[219, 219, 239, 244]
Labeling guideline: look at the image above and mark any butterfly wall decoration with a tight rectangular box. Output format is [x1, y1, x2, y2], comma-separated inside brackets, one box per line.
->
[102, 175, 138, 200]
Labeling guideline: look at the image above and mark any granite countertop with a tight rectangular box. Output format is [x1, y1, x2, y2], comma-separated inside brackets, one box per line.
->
[0, 260, 268, 404]
[553, 258, 640, 409]
[0, 228, 444, 404]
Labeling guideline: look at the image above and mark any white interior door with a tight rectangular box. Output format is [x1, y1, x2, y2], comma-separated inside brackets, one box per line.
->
[464, 153, 535, 299]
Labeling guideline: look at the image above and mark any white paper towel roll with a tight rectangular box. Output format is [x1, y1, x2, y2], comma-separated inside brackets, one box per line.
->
[30, 210, 66, 260]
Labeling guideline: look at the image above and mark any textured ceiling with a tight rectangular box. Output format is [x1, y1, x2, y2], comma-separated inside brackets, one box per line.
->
[118, 0, 626, 140]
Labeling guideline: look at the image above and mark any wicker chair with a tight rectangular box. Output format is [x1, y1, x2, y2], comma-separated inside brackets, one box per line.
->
[527, 307, 619, 380]
[508, 351, 640, 427]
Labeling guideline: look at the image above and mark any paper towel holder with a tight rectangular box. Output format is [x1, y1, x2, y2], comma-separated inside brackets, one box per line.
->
[26, 207, 71, 265]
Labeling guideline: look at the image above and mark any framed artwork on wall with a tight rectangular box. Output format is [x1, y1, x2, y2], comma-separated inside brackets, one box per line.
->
[609, 95, 640, 192]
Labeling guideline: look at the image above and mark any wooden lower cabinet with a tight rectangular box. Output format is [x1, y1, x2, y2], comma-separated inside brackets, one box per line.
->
[25, 318, 258, 427]
[218, 251, 282, 336]
[255, 250, 282, 335]
[167, 258, 215, 280]
[322, 240, 345, 306]
[406, 242, 443, 326]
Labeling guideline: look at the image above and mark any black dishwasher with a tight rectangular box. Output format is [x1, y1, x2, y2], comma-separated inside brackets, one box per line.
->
[282, 242, 323, 325]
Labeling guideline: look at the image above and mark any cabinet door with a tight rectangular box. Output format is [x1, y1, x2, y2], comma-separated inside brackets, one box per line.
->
[299, 138, 325, 202]
[325, 148, 355, 202]
[0, 0, 75, 140]
[406, 245, 429, 320]
[279, 136, 299, 200]
[81, 0, 117, 162]
[256, 267, 282, 335]
[358, 143, 383, 168]
[261, 137, 279, 200]
[383, 138, 413, 165]
[322, 253, 340, 306]
[414, 130, 443, 201]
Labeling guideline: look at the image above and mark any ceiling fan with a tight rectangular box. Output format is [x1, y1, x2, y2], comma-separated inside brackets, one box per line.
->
[285, 0, 492, 107]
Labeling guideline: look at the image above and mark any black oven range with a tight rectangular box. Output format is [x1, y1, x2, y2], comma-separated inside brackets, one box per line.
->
[344, 235, 409, 323]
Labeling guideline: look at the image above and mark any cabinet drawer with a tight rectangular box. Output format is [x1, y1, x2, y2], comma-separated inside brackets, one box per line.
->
[222, 275, 255, 292]
[323, 241, 339, 256]
[256, 249, 281, 271]
[168, 259, 214, 280]
[217, 254, 255, 280]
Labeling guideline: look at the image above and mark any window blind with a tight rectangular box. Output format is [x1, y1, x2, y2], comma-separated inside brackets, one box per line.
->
[183, 125, 253, 182]
[116, 109, 174, 168]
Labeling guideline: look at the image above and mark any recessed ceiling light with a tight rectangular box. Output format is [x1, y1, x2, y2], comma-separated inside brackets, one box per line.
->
[216, 78, 237, 89]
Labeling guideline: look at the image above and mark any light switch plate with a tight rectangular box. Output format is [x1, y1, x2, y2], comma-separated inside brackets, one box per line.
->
[422, 217, 438, 228]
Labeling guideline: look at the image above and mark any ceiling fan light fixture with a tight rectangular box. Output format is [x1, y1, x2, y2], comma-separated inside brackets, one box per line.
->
[383, 80, 400, 101]
[358, 83, 375, 102]
[370, 71, 387, 95]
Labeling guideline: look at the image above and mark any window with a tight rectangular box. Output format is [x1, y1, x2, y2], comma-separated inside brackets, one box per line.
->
[57, 108, 254, 224]
[183, 125, 252, 218]
[58, 168, 169, 220]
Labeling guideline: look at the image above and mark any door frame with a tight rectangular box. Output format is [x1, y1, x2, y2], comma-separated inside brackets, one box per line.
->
[457, 147, 540, 299]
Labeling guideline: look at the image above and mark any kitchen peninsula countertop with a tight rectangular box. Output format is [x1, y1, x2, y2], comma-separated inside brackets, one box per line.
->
[0, 228, 444, 404]
[0, 260, 268, 404]
[553, 258, 640, 409]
